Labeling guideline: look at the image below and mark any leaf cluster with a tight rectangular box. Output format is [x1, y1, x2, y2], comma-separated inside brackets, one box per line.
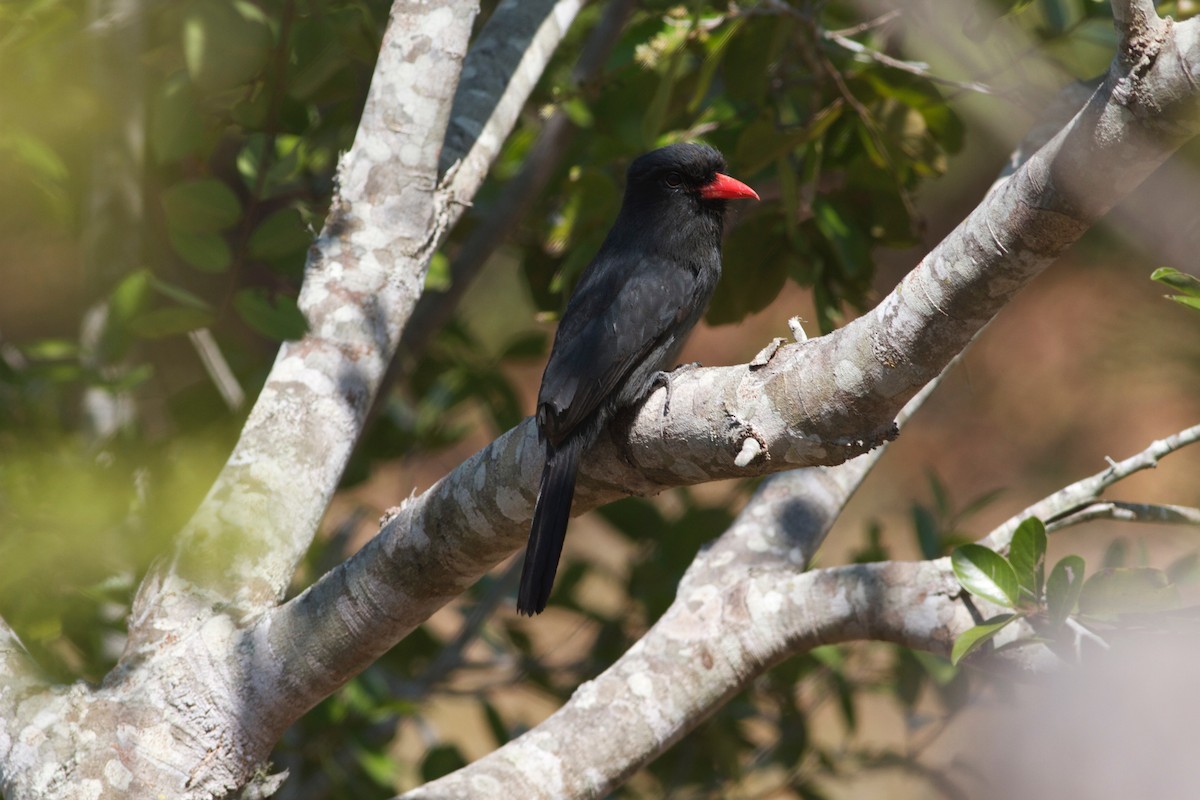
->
[951, 518, 1195, 665]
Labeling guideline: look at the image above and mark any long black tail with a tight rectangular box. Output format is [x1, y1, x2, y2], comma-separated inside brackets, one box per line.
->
[517, 439, 580, 615]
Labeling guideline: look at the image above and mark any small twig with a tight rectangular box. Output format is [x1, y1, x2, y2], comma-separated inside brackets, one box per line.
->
[980, 424, 1200, 550]
[1047, 501, 1200, 532]
[1065, 617, 1110, 661]
[188, 329, 245, 411]
[826, 10, 902, 39]
[823, 31, 1000, 97]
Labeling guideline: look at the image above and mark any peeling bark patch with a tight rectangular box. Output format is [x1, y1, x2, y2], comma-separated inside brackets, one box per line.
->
[103, 759, 132, 791]
[750, 338, 786, 368]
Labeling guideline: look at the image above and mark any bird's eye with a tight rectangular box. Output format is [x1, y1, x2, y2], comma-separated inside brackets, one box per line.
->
[664, 172, 682, 188]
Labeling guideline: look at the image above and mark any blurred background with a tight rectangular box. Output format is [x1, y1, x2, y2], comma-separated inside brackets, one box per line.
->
[1, 0, 1198, 797]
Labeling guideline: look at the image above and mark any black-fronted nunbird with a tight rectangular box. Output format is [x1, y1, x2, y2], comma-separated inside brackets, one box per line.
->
[518, 142, 759, 616]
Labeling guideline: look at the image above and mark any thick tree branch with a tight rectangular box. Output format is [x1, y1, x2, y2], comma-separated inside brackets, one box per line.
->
[439, 0, 586, 198]
[399, 0, 635, 366]
[399, 410, 1200, 800]
[126, 0, 587, 652]
[125, 1, 480, 645]
[398, 556, 1049, 799]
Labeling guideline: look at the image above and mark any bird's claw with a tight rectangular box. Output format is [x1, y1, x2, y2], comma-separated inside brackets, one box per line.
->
[652, 362, 702, 417]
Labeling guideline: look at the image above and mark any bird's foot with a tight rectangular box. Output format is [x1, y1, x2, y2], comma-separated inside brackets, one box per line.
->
[651, 362, 702, 417]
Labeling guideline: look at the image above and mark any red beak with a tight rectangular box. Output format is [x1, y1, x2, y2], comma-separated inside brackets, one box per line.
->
[699, 172, 760, 201]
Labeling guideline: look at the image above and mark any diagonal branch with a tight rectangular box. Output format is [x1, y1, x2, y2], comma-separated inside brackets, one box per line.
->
[123, 0, 480, 648]
[396, 376, 1040, 799]
[126, 0, 589, 652]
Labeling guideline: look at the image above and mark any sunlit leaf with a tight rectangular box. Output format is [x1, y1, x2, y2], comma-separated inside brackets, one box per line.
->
[951, 614, 1017, 665]
[1151, 267, 1200, 297]
[1009, 517, 1047, 600]
[951, 544, 1019, 607]
[424, 251, 451, 291]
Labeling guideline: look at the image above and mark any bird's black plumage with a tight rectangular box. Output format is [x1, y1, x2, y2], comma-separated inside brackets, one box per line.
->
[517, 143, 758, 615]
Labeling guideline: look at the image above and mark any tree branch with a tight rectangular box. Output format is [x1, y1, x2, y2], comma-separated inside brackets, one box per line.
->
[1049, 501, 1200, 530]
[398, 0, 635, 367]
[123, 0, 480, 649]
[980, 422, 1200, 549]
[126, 0, 588, 652]
[439, 0, 586, 199]
[242, 10, 1200, 721]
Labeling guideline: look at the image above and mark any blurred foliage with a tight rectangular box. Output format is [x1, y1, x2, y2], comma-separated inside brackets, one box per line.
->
[950, 516, 1198, 665]
[0, 0, 1190, 797]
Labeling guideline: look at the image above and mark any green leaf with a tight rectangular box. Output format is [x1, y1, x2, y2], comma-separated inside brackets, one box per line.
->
[149, 74, 207, 163]
[733, 106, 841, 176]
[108, 270, 152, 324]
[22, 339, 78, 360]
[355, 747, 397, 788]
[951, 614, 1017, 665]
[1009, 517, 1047, 601]
[1046, 555, 1085, 626]
[127, 307, 216, 339]
[812, 198, 870, 278]
[1103, 538, 1128, 568]
[248, 208, 311, 260]
[162, 179, 242, 234]
[482, 701, 510, 747]
[420, 744, 468, 782]
[183, 0, 272, 93]
[1168, 295, 1200, 312]
[951, 544, 1019, 607]
[233, 288, 309, 341]
[1079, 567, 1181, 617]
[1151, 267, 1200, 297]
[910, 649, 958, 685]
[912, 504, 941, 559]
[500, 331, 547, 360]
[706, 213, 790, 325]
[424, 251, 451, 291]
[1167, 552, 1200, 586]
[687, 15, 744, 112]
[168, 230, 232, 273]
[561, 97, 594, 128]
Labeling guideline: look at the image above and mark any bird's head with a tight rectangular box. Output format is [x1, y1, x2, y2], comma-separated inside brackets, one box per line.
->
[623, 142, 759, 215]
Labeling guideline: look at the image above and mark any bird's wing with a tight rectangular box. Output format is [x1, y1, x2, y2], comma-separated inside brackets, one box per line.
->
[537, 254, 695, 445]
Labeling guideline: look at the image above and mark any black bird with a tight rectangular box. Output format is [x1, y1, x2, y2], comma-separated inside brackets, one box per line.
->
[517, 142, 759, 615]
